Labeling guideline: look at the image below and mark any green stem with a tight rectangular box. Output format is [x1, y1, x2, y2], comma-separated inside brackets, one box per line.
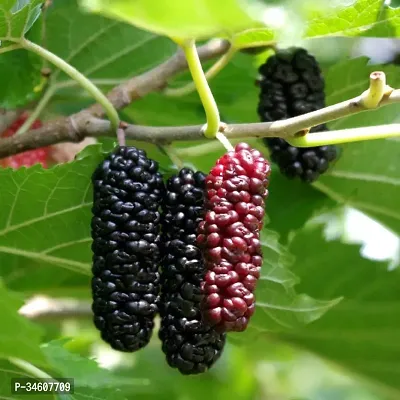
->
[20, 39, 119, 132]
[175, 138, 244, 157]
[164, 46, 236, 97]
[216, 131, 234, 152]
[15, 86, 56, 135]
[287, 124, 400, 147]
[180, 40, 220, 138]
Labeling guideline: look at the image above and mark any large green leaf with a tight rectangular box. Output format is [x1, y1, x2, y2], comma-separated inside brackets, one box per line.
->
[0, 281, 45, 365]
[0, 46, 42, 108]
[0, 144, 110, 293]
[231, 28, 275, 50]
[41, 0, 175, 114]
[305, 0, 400, 38]
[68, 387, 127, 400]
[0, 359, 56, 400]
[0, 8, 43, 109]
[42, 340, 149, 391]
[312, 58, 400, 235]
[79, 0, 262, 41]
[1, 353, 130, 400]
[252, 229, 341, 331]
[0, 0, 42, 40]
[265, 165, 337, 244]
[279, 226, 400, 396]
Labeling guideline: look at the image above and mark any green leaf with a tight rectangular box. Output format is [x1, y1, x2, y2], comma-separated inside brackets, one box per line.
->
[41, 0, 176, 114]
[311, 58, 400, 235]
[0, 281, 45, 365]
[0, 9, 43, 109]
[69, 387, 128, 400]
[391, 0, 400, 8]
[305, 0, 400, 38]
[0, 0, 43, 40]
[79, 0, 262, 41]
[0, 144, 109, 290]
[0, 359, 56, 400]
[124, 53, 260, 128]
[0, 45, 42, 108]
[279, 225, 400, 396]
[231, 28, 275, 50]
[212, 52, 261, 123]
[251, 229, 341, 332]
[122, 93, 205, 127]
[42, 340, 149, 391]
[266, 165, 337, 244]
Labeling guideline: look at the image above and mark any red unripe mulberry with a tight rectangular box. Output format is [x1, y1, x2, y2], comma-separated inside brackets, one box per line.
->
[0, 113, 49, 168]
[197, 143, 270, 332]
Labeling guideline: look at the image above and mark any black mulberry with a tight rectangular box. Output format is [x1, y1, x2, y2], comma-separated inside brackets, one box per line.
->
[159, 168, 226, 374]
[257, 47, 338, 182]
[197, 143, 270, 332]
[91, 146, 165, 352]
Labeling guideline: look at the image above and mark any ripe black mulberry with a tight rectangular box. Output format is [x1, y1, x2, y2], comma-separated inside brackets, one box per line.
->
[159, 168, 226, 374]
[197, 143, 270, 332]
[91, 146, 165, 352]
[257, 47, 338, 182]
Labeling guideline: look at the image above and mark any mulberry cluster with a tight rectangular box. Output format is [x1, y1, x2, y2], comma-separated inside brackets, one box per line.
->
[257, 47, 338, 182]
[0, 113, 49, 168]
[91, 146, 165, 352]
[159, 168, 226, 375]
[197, 143, 270, 332]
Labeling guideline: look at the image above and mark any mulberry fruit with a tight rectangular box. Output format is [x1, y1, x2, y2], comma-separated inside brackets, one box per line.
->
[197, 143, 270, 332]
[257, 47, 338, 182]
[0, 113, 49, 168]
[159, 168, 226, 375]
[91, 146, 165, 352]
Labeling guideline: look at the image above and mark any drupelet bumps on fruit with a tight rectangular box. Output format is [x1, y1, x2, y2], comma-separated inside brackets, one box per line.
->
[91, 146, 165, 352]
[159, 168, 226, 375]
[197, 143, 270, 332]
[257, 47, 338, 182]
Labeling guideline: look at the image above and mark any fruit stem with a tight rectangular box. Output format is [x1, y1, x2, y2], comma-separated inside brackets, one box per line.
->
[164, 46, 236, 97]
[15, 86, 56, 135]
[175, 138, 248, 157]
[20, 39, 119, 133]
[287, 124, 400, 147]
[180, 39, 220, 138]
[216, 132, 234, 152]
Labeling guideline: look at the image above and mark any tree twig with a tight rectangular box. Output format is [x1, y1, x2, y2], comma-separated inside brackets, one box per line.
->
[0, 58, 399, 157]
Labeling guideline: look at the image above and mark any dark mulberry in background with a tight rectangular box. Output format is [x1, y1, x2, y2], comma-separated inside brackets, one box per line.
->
[257, 47, 338, 183]
[197, 143, 270, 332]
[91, 146, 165, 352]
[159, 168, 226, 375]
